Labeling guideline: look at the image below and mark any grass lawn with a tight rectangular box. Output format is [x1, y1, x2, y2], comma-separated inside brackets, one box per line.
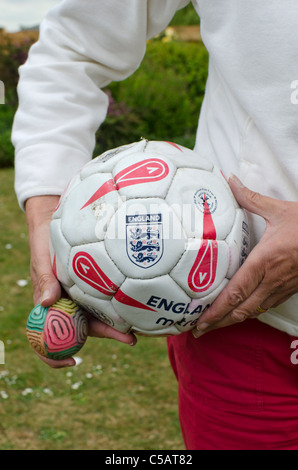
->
[0, 168, 184, 450]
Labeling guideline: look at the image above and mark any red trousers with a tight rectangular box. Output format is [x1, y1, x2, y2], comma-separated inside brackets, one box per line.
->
[167, 319, 298, 450]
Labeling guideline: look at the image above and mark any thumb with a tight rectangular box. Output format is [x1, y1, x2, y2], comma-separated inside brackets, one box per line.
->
[228, 174, 278, 221]
[39, 271, 61, 307]
[25, 195, 62, 307]
[32, 259, 61, 306]
[31, 248, 61, 306]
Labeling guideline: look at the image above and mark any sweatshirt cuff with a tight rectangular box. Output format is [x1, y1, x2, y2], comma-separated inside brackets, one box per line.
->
[14, 144, 91, 211]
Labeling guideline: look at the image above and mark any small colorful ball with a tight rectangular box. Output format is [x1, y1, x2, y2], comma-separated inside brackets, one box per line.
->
[26, 298, 88, 360]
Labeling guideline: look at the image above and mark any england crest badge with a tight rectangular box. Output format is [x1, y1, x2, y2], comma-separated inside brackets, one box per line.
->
[126, 213, 163, 268]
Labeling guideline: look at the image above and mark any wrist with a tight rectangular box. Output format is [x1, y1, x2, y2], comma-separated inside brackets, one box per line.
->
[25, 195, 60, 229]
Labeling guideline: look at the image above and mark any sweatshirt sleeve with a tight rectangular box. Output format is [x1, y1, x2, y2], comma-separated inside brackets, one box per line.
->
[12, 0, 190, 210]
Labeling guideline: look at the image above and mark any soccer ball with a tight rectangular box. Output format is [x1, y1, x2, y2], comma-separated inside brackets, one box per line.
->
[50, 140, 249, 336]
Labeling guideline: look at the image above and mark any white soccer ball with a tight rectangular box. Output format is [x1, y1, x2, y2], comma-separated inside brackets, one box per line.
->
[50, 140, 250, 336]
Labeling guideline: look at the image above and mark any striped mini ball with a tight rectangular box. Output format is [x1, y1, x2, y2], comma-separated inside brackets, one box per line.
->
[26, 298, 88, 360]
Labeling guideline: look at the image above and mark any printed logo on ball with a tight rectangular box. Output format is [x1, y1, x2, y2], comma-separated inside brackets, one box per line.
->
[241, 220, 250, 265]
[72, 252, 118, 296]
[126, 213, 163, 268]
[188, 239, 218, 292]
[71, 251, 157, 311]
[188, 192, 218, 292]
[81, 158, 169, 209]
[193, 188, 217, 214]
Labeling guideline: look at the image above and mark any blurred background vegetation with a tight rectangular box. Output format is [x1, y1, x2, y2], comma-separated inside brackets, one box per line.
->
[0, 2, 208, 168]
[0, 4, 209, 450]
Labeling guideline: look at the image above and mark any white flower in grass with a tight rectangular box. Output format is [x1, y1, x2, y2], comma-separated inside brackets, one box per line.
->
[22, 388, 34, 396]
[71, 381, 82, 390]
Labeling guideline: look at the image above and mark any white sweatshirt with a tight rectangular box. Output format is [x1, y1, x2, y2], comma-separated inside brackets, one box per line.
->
[12, 0, 298, 336]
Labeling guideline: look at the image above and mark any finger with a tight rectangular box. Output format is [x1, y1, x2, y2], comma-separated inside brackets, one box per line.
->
[228, 174, 280, 222]
[193, 263, 295, 338]
[38, 271, 61, 307]
[87, 314, 137, 346]
[32, 220, 61, 306]
[26, 196, 61, 306]
[193, 299, 266, 338]
[260, 292, 295, 310]
[35, 351, 76, 369]
[193, 310, 261, 338]
[195, 253, 265, 330]
[193, 296, 263, 338]
[194, 286, 270, 338]
[31, 252, 61, 307]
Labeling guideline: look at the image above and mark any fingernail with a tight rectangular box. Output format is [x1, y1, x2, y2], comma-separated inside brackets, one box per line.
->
[229, 173, 245, 187]
[197, 322, 209, 331]
[192, 329, 205, 339]
[40, 290, 51, 305]
[192, 322, 209, 339]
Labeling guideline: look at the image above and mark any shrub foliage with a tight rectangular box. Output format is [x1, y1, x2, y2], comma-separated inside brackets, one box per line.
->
[0, 26, 208, 168]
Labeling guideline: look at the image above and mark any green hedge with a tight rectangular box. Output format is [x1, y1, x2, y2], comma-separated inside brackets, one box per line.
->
[170, 2, 199, 26]
[0, 102, 15, 167]
[0, 35, 36, 168]
[95, 40, 208, 155]
[0, 34, 208, 168]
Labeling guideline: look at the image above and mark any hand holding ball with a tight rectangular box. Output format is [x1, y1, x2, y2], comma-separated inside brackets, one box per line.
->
[26, 298, 88, 360]
[49, 140, 250, 336]
[26, 140, 250, 351]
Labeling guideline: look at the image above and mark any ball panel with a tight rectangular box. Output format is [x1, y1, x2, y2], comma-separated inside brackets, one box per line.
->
[50, 219, 73, 288]
[226, 209, 250, 278]
[52, 172, 82, 220]
[112, 275, 192, 334]
[26, 329, 47, 357]
[44, 308, 78, 353]
[69, 242, 125, 300]
[170, 239, 229, 298]
[178, 279, 229, 332]
[61, 173, 122, 246]
[44, 299, 88, 359]
[68, 284, 131, 333]
[166, 168, 236, 240]
[146, 141, 213, 171]
[26, 304, 47, 332]
[46, 344, 82, 360]
[80, 140, 147, 179]
[26, 304, 48, 357]
[112, 152, 175, 199]
[105, 198, 187, 279]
